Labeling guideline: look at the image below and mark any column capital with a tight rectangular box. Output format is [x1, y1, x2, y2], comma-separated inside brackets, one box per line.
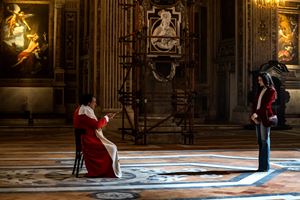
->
[55, 0, 65, 8]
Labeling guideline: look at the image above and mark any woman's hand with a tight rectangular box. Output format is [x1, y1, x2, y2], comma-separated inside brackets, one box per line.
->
[251, 113, 259, 124]
[251, 113, 257, 121]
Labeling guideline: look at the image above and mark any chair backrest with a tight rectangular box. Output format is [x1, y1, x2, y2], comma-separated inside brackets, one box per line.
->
[74, 128, 86, 152]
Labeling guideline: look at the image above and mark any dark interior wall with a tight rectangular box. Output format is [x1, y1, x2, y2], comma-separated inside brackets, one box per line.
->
[215, 0, 236, 121]
[193, 5, 209, 119]
[220, 0, 235, 39]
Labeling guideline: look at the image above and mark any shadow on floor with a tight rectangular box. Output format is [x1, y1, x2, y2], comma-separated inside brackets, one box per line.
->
[159, 170, 257, 176]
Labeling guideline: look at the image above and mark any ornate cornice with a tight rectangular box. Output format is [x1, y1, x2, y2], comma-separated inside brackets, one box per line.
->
[279, 0, 300, 10]
[55, 0, 65, 8]
[216, 39, 235, 63]
[65, 0, 79, 10]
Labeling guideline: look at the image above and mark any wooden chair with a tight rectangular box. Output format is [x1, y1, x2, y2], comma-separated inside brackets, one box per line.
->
[72, 128, 85, 177]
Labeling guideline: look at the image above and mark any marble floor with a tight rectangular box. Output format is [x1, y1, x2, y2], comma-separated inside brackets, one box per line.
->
[0, 122, 299, 200]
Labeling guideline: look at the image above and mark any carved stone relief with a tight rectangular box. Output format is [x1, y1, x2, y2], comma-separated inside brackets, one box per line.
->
[147, 7, 181, 56]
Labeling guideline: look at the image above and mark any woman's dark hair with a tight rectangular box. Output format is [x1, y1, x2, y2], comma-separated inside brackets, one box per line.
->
[80, 94, 94, 106]
[258, 72, 277, 99]
[258, 72, 275, 88]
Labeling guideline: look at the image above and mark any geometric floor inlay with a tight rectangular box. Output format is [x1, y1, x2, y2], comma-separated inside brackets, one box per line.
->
[1, 122, 300, 200]
[0, 152, 296, 193]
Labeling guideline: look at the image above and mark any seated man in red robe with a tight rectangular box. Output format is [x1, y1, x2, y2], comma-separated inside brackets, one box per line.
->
[73, 94, 121, 178]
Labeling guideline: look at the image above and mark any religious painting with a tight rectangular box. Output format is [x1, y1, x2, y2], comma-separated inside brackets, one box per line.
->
[147, 7, 181, 56]
[0, 2, 51, 78]
[278, 12, 299, 65]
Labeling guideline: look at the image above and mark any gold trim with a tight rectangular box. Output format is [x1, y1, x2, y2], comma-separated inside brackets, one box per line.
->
[0, 0, 55, 83]
[3, 1, 49, 4]
[277, 10, 300, 67]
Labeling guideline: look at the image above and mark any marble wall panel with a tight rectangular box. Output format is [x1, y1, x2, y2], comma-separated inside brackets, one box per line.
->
[0, 87, 53, 113]
[285, 89, 300, 114]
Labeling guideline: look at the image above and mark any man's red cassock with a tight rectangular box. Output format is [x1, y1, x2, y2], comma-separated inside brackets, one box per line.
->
[73, 107, 116, 177]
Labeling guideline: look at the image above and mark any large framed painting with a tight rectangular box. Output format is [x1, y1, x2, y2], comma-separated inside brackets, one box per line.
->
[0, 1, 52, 78]
[278, 11, 299, 65]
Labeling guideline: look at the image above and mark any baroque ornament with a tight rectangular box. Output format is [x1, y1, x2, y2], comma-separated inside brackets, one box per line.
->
[149, 61, 177, 82]
[254, 0, 285, 8]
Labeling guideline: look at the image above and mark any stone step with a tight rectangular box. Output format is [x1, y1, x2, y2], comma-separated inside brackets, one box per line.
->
[0, 118, 71, 131]
[193, 124, 243, 130]
[0, 118, 67, 126]
[143, 132, 183, 144]
[286, 118, 300, 126]
[141, 126, 182, 133]
[138, 115, 182, 133]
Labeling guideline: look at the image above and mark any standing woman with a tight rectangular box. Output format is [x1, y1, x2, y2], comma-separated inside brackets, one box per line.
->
[251, 72, 277, 172]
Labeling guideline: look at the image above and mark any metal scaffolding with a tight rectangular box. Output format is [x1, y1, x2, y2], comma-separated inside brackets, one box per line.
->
[118, 0, 197, 144]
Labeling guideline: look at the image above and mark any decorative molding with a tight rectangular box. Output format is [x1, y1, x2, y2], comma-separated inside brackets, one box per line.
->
[0, 79, 53, 87]
[246, 0, 252, 77]
[53, 68, 65, 86]
[65, 0, 79, 10]
[236, 0, 244, 106]
[271, 8, 277, 60]
[279, 0, 300, 10]
[150, 0, 180, 8]
[65, 11, 77, 69]
[216, 63, 235, 73]
[143, 0, 152, 10]
[55, 0, 65, 8]
[216, 39, 235, 64]
[54, 3, 62, 69]
[3, 0, 49, 4]
[148, 61, 177, 82]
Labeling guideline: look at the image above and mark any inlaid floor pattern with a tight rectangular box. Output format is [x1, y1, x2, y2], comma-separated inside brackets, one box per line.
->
[0, 124, 299, 200]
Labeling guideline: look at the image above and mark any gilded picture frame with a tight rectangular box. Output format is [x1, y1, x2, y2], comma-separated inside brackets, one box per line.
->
[0, 0, 53, 80]
[277, 10, 299, 66]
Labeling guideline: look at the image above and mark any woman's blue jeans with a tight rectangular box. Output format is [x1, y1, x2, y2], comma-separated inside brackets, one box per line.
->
[256, 123, 271, 171]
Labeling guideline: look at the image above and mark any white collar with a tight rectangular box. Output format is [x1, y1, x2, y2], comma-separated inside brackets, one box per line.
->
[78, 105, 97, 120]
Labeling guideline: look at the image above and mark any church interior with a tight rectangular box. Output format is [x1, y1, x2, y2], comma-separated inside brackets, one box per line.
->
[0, 0, 300, 199]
